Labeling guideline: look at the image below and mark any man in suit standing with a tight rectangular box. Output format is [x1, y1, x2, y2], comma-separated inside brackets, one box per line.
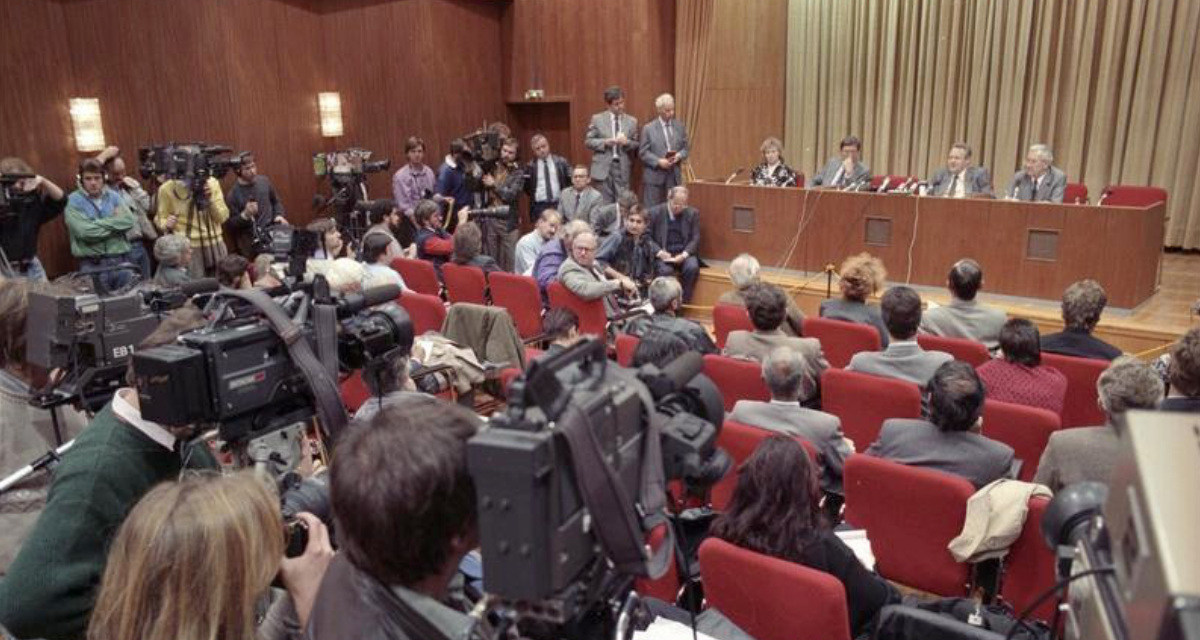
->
[867, 361, 1015, 489]
[646, 186, 701, 303]
[920, 259, 1007, 350]
[928, 143, 992, 198]
[524, 134, 571, 225]
[724, 283, 830, 404]
[809, 135, 870, 189]
[559, 165, 603, 224]
[729, 347, 853, 494]
[586, 86, 639, 204]
[1005, 143, 1067, 202]
[639, 93, 689, 208]
[848, 286, 953, 387]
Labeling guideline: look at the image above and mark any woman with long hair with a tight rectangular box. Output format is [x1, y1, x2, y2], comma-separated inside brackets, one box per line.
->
[710, 436, 897, 637]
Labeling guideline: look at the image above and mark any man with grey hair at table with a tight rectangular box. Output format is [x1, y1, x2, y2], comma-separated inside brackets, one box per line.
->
[1005, 143, 1066, 202]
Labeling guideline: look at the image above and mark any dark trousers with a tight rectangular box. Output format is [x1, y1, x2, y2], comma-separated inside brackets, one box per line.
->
[656, 255, 700, 303]
[128, 241, 152, 280]
[79, 253, 135, 294]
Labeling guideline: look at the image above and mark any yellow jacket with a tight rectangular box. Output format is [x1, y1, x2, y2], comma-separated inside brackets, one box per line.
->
[154, 178, 229, 246]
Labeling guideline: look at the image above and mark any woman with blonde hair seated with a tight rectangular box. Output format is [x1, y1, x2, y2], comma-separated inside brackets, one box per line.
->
[750, 137, 800, 187]
[87, 471, 332, 640]
[819, 252, 890, 346]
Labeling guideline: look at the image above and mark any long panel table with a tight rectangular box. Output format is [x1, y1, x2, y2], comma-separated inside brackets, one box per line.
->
[689, 181, 1165, 309]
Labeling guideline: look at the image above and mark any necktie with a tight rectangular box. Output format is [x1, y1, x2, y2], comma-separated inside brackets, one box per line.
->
[1030, 177, 1039, 201]
[612, 115, 620, 158]
[947, 174, 959, 197]
[663, 120, 672, 152]
[542, 159, 554, 201]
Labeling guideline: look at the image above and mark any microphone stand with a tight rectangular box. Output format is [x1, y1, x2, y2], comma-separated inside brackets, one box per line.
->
[0, 439, 74, 494]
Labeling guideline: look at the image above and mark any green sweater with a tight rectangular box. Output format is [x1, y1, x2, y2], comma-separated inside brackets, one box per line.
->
[64, 189, 134, 258]
[0, 405, 217, 640]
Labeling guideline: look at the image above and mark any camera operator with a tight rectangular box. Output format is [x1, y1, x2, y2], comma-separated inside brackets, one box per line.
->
[309, 395, 484, 640]
[0, 306, 220, 640]
[64, 158, 137, 292]
[480, 137, 524, 271]
[154, 169, 231, 278]
[224, 154, 288, 258]
[0, 157, 67, 281]
[95, 147, 158, 279]
[435, 139, 476, 221]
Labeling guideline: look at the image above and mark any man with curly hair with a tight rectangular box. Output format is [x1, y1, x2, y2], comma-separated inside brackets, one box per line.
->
[1162, 327, 1200, 413]
[1041, 279, 1122, 361]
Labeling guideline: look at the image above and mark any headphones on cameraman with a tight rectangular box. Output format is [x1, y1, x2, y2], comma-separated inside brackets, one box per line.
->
[76, 159, 111, 188]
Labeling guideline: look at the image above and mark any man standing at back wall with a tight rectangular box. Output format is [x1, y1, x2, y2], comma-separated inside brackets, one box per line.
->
[586, 86, 639, 204]
[639, 93, 689, 208]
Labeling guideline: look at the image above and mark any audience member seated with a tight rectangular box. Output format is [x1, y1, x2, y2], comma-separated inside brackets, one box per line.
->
[976, 318, 1067, 414]
[867, 361, 1015, 488]
[1033, 357, 1163, 492]
[631, 326, 690, 368]
[534, 219, 592, 296]
[514, 208, 561, 275]
[87, 472, 333, 640]
[848, 286, 953, 387]
[216, 253, 252, 289]
[1162, 328, 1200, 412]
[253, 253, 284, 289]
[0, 308, 219, 639]
[558, 164, 603, 224]
[711, 436, 900, 637]
[820, 252, 889, 346]
[362, 198, 409, 262]
[414, 199, 468, 270]
[919, 259, 1007, 349]
[597, 205, 660, 294]
[1041, 279, 1122, 361]
[307, 217, 351, 260]
[449, 220, 501, 274]
[647, 185, 702, 303]
[625, 277, 717, 354]
[591, 188, 638, 241]
[728, 347, 853, 493]
[152, 233, 193, 288]
[308, 395, 482, 640]
[717, 252, 805, 336]
[362, 232, 407, 290]
[749, 137, 800, 187]
[725, 283, 828, 404]
[541, 307, 583, 358]
[557, 230, 638, 316]
[353, 341, 424, 422]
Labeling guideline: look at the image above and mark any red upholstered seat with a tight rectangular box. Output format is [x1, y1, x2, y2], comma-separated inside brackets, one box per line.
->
[1040, 352, 1107, 427]
[1001, 496, 1057, 622]
[1099, 185, 1167, 208]
[397, 290, 446, 335]
[615, 333, 639, 367]
[390, 257, 441, 297]
[1064, 183, 1089, 204]
[634, 523, 681, 605]
[339, 370, 371, 413]
[820, 368, 922, 447]
[699, 537, 851, 640]
[917, 334, 990, 367]
[802, 316, 881, 368]
[489, 272, 543, 340]
[547, 281, 607, 337]
[843, 455, 974, 596]
[702, 354, 770, 411]
[442, 263, 488, 305]
[712, 303, 753, 350]
[710, 420, 818, 511]
[982, 400, 1060, 482]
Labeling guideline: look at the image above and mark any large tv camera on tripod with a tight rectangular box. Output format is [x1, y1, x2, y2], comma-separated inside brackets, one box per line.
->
[312, 148, 391, 242]
[138, 142, 249, 211]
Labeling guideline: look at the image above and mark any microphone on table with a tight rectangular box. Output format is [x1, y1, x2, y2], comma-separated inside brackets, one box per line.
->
[875, 177, 892, 193]
[724, 167, 745, 184]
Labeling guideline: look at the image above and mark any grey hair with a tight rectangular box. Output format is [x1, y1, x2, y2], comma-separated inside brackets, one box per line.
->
[762, 347, 808, 401]
[648, 277, 682, 313]
[655, 93, 675, 111]
[1097, 356, 1163, 418]
[153, 234, 191, 267]
[1061, 279, 1107, 332]
[729, 253, 761, 289]
[1029, 144, 1053, 164]
[561, 218, 592, 244]
[668, 185, 688, 201]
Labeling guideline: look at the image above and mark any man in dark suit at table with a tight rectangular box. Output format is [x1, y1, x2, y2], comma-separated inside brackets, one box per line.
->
[585, 86, 639, 204]
[809, 135, 870, 189]
[1004, 143, 1067, 202]
[928, 143, 992, 198]
[647, 186, 700, 303]
[639, 93, 689, 208]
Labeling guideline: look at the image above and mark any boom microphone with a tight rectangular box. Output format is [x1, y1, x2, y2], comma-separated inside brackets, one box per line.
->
[179, 277, 219, 296]
[724, 167, 745, 184]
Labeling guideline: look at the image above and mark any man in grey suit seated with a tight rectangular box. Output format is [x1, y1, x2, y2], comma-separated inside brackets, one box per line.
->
[808, 135, 870, 189]
[1004, 143, 1067, 202]
[724, 283, 829, 404]
[557, 230, 637, 316]
[591, 188, 637, 242]
[625, 277, 717, 355]
[919, 259, 1007, 350]
[585, 85, 639, 204]
[729, 347, 853, 494]
[927, 143, 992, 198]
[639, 93, 689, 208]
[867, 361, 1015, 489]
[848, 286, 953, 387]
[558, 165, 603, 224]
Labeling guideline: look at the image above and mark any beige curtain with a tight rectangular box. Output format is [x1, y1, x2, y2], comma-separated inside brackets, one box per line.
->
[785, 0, 1200, 249]
[675, 0, 715, 182]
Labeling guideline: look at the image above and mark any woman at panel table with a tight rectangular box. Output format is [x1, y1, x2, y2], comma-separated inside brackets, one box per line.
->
[750, 137, 800, 188]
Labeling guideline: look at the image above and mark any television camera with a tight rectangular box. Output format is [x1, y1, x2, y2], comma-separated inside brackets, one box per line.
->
[312, 148, 391, 240]
[138, 142, 249, 210]
[0, 172, 35, 220]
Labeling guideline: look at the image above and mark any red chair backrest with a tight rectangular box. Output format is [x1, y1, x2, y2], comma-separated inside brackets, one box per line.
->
[821, 368, 922, 447]
[794, 172, 806, 188]
[547, 281, 607, 337]
[1100, 185, 1167, 208]
[982, 400, 1061, 482]
[843, 455, 974, 596]
[442, 263, 488, 305]
[700, 537, 851, 640]
[711, 420, 818, 511]
[634, 522, 680, 605]
[391, 257, 441, 297]
[917, 334, 990, 367]
[397, 290, 447, 335]
[615, 333, 639, 367]
[712, 304, 754, 350]
[1001, 496, 1056, 622]
[1040, 352, 1107, 427]
[1064, 183, 1089, 204]
[702, 354, 770, 411]
[339, 370, 371, 413]
[802, 316, 882, 368]
[869, 175, 917, 192]
[489, 272, 543, 340]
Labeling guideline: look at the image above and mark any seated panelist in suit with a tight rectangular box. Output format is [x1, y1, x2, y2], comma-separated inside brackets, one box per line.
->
[927, 143, 992, 198]
[847, 285, 953, 388]
[1004, 143, 1067, 202]
[724, 283, 829, 404]
[585, 86, 639, 204]
[638, 93, 689, 208]
[646, 186, 701, 303]
[809, 135, 870, 189]
[867, 361, 1016, 489]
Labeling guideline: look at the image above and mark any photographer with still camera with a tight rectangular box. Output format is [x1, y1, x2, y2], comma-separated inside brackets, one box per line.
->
[95, 147, 158, 279]
[224, 154, 288, 258]
[0, 156, 67, 281]
[64, 158, 137, 293]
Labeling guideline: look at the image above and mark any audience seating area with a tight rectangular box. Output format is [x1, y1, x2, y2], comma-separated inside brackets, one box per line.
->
[801, 316, 882, 368]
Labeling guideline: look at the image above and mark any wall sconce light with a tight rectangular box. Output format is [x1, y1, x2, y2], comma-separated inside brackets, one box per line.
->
[318, 92, 344, 137]
[69, 98, 106, 152]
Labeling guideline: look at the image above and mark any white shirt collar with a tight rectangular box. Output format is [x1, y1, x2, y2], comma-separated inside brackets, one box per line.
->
[111, 387, 177, 450]
[769, 398, 800, 406]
